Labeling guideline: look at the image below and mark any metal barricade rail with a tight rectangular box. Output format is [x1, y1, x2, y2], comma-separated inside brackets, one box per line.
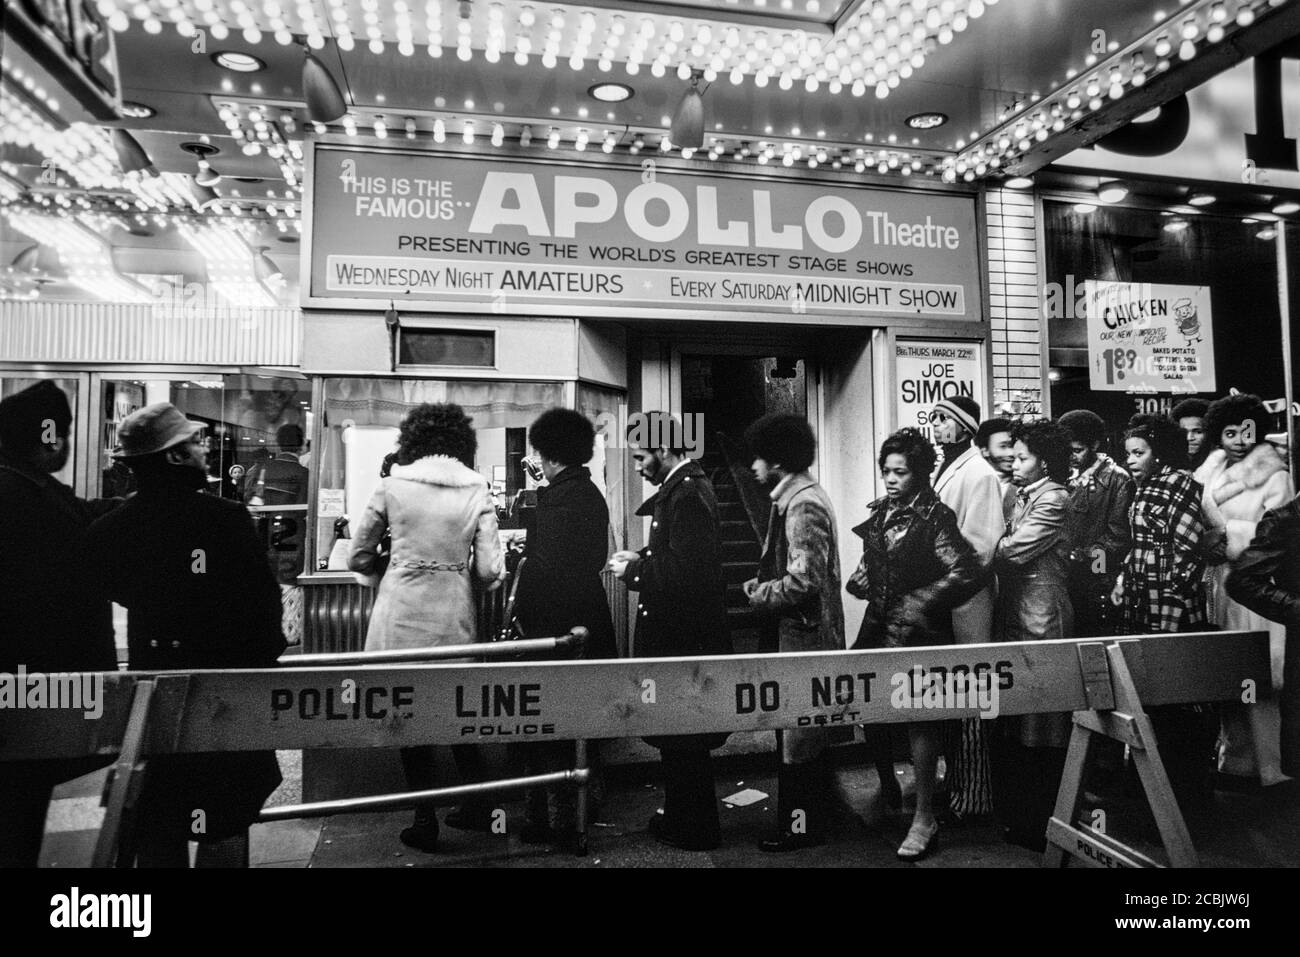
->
[267, 628, 593, 855]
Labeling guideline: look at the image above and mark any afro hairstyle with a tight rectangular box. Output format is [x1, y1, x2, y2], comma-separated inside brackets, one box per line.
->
[529, 407, 596, 467]
[745, 412, 816, 473]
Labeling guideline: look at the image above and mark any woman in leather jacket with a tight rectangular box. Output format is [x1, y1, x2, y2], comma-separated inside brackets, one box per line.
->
[990, 419, 1076, 852]
[847, 428, 984, 860]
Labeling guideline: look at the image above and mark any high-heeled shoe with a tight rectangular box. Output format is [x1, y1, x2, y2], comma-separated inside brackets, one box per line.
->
[896, 819, 939, 861]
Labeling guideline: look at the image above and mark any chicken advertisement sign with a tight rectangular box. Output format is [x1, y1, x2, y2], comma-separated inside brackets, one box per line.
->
[1083, 281, 1216, 393]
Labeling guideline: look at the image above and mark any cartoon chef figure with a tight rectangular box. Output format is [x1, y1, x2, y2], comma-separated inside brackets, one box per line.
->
[1173, 297, 1201, 346]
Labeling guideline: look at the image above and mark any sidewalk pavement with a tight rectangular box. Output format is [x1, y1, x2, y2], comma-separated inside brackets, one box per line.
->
[38, 751, 1300, 868]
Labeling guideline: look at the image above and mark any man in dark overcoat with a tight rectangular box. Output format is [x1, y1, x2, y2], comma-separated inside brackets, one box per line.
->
[87, 402, 285, 867]
[0, 381, 117, 868]
[610, 412, 732, 850]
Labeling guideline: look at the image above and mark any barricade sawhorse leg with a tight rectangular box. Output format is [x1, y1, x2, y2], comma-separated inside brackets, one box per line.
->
[92, 678, 157, 869]
[1043, 640, 1199, 868]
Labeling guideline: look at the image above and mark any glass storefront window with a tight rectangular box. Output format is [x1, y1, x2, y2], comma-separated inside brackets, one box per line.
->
[98, 373, 313, 585]
[1043, 201, 1285, 437]
[97, 374, 312, 501]
[314, 377, 565, 571]
[0, 376, 78, 487]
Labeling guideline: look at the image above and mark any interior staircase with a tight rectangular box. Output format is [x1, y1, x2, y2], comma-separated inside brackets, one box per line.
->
[702, 435, 769, 654]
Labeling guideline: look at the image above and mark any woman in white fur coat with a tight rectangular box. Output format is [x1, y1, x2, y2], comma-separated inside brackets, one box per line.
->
[1195, 394, 1293, 786]
[350, 402, 506, 650]
[348, 403, 506, 852]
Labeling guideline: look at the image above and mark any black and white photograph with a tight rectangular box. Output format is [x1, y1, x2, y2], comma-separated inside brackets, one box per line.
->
[2, 0, 1297, 938]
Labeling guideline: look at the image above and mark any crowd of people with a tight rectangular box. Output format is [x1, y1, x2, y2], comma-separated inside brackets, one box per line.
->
[338, 390, 1299, 860]
[2, 376, 1298, 867]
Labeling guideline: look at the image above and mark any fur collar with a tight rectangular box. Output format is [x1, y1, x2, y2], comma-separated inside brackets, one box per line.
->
[1201, 444, 1289, 503]
[387, 455, 486, 488]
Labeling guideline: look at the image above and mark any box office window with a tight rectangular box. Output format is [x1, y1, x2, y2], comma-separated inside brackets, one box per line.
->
[314, 377, 565, 571]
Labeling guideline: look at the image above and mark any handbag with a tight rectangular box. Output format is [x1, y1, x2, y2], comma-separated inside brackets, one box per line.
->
[494, 556, 527, 642]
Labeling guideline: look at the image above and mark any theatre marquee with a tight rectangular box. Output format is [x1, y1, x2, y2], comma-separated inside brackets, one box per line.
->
[306, 145, 981, 322]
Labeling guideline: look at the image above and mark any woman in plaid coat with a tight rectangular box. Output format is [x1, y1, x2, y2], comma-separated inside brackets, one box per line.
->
[1111, 414, 1215, 818]
[1112, 415, 1208, 634]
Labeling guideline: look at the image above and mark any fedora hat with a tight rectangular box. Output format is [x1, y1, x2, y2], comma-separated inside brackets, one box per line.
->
[114, 402, 206, 458]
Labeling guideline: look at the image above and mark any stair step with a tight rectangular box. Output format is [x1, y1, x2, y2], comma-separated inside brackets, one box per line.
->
[722, 540, 760, 562]
[721, 561, 756, 584]
[726, 608, 760, 630]
[719, 501, 749, 522]
[725, 582, 753, 607]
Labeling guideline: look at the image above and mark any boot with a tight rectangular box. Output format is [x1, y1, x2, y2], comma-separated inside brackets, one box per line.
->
[445, 744, 494, 831]
[444, 802, 495, 832]
[654, 748, 721, 851]
[758, 758, 827, 853]
[864, 725, 902, 811]
[520, 786, 554, 844]
[399, 806, 440, 852]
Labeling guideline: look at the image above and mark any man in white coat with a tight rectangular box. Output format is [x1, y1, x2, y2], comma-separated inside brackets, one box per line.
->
[930, 396, 1006, 822]
[932, 397, 1005, 641]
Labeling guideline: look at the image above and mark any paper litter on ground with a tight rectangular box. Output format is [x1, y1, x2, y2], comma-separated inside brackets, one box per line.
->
[722, 788, 769, 807]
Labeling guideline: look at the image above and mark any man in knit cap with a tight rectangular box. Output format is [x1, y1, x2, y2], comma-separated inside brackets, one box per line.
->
[931, 395, 1003, 643]
[0, 381, 117, 867]
[929, 395, 1003, 824]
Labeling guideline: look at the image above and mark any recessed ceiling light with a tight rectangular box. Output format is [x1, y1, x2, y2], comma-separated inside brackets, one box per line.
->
[1271, 199, 1300, 215]
[589, 83, 634, 103]
[1187, 191, 1216, 207]
[1163, 217, 1189, 233]
[1005, 176, 1034, 189]
[119, 101, 155, 119]
[1257, 226, 1279, 240]
[905, 112, 948, 130]
[1073, 202, 1097, 214]
[1097, 180, 1129, 203]
[212, 51, 265, 73]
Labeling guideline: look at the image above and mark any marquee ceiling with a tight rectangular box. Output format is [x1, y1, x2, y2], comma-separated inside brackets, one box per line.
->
[3, 0, 1299, 302]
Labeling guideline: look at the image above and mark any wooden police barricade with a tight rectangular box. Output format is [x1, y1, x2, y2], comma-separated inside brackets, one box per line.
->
[0, 630, 1270, 868]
